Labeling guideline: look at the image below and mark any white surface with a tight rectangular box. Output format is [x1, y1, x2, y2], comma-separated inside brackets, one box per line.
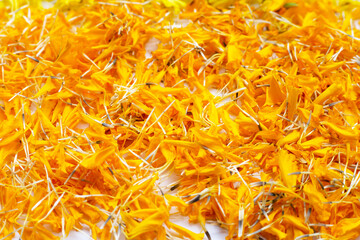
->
[64, 220, 228, 240]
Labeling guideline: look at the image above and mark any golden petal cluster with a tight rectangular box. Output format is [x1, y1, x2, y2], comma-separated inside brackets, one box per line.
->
[0, 0, 360, 239]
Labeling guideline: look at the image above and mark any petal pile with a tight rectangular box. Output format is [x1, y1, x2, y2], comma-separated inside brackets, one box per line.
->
[0, 0, 360, 239]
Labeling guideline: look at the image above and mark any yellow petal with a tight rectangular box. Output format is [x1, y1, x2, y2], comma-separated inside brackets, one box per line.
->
[313, 83, 342, 104]
[81, 146, 115, 169]
[278, 150, 298, 188]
